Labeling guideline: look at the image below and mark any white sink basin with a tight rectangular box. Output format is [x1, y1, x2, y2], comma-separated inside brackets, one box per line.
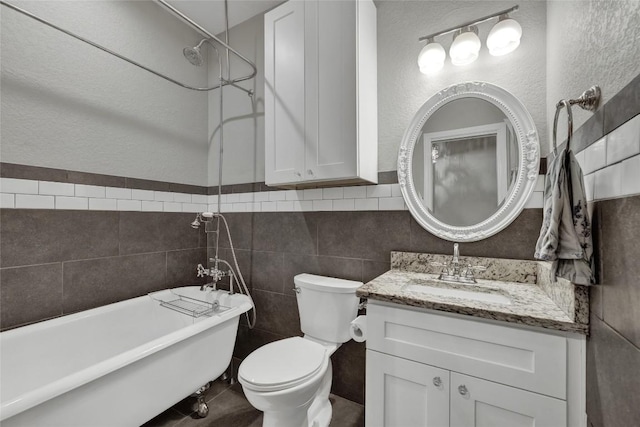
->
[405, 283, 512, 305]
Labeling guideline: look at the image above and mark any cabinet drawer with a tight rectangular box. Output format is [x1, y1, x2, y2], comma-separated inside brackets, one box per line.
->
[367, 303, 567, 399]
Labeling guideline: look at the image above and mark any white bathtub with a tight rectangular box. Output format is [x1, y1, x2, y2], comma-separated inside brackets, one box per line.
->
[0, 286, 252, 426]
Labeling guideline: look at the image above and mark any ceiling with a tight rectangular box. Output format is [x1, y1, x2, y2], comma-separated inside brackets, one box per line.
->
[163, 0, 284, 36]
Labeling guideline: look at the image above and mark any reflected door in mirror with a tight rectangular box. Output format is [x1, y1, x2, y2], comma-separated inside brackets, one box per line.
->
[422, 123, 508, 227]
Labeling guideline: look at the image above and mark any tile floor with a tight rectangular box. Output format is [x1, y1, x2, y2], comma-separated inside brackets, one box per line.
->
[142, 380, 365, 427]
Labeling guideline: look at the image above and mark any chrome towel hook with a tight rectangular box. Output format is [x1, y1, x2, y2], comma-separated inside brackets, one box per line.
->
[552, 86, 601, 156]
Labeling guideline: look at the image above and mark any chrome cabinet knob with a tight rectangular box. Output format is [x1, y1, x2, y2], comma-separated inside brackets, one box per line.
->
[294, 171, 302, 177]
[433, 377, 442, 387]
[458, 385, 468, 396]
[307, 169, 314, 176]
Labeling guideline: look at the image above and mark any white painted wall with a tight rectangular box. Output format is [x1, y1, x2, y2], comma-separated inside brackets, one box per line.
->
[8, 1, 636, 187]
[1, 0, 209, 185]
[546, 0, 640, 153]
[377, 0, 547, 170]
[207, 13, 265, 187]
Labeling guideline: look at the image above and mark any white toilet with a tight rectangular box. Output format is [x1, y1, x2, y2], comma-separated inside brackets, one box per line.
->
[238, 273, 361, 427]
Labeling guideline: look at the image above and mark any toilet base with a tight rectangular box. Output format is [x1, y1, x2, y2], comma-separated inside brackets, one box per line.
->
[257, 361, 334, 427]
[262, 403, 313, 427]
[307, 361, 333, 427]
[307, 398, 332, 427]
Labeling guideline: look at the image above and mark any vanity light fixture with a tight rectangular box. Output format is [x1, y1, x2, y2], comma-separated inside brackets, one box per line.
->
[450, 26, 481, 66]
[418, 38, 446, 74]
[418, 5, 520, 74]
[486, 14, 522, 56]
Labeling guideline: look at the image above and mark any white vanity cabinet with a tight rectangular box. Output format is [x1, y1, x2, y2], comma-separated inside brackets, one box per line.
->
[366, 301, 586, 427]
[264, 0, 378, 187]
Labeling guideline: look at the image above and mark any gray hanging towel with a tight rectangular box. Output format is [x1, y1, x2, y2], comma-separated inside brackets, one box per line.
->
[534, 147, 594, 285]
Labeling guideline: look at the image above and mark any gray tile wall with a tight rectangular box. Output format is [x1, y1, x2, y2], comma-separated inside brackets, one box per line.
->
[212, 209, 543, 404]
[587, 196, 640, 426]
[558, 73, 640, 427]
[0, 198, 544, 406]
[0, 209, 207, 330]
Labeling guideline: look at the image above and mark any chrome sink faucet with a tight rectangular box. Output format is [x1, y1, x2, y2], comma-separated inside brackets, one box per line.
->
[433, 243, 486, 284]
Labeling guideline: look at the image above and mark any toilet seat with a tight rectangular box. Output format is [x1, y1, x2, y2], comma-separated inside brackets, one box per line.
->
[238, 337, 328, 392]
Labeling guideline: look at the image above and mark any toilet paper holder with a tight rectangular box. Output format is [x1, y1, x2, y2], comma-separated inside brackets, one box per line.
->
[350, 314, 368, 342]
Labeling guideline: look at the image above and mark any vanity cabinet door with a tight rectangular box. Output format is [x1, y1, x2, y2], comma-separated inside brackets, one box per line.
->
[264, 0, 306, 185]
[366, 350, 450, 427]
[450, 372, 566, 427]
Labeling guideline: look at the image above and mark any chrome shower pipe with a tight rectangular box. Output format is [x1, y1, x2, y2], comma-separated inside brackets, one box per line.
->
[224, 0, 231, 85]
[214, 35, 224, 268]
[182, 38, 252, 97]
[0, 0, 254, 95]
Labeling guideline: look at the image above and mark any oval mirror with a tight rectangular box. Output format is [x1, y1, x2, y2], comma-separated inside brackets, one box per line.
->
[398, 82, 540, 242]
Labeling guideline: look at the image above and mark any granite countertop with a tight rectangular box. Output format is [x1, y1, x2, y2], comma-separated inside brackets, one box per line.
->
[357, 265, 589, 335]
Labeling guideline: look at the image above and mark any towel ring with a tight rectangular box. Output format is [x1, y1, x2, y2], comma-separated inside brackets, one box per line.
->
[552, 86, 601, 156]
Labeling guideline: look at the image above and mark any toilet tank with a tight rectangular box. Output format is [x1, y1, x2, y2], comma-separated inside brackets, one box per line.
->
[294, 274, 361, 344]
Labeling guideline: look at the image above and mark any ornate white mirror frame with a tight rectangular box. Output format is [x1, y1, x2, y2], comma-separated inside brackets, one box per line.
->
[398, 81, 540, 242]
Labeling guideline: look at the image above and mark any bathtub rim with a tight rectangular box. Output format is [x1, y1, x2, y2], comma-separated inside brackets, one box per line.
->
[0, 287, 252, 421]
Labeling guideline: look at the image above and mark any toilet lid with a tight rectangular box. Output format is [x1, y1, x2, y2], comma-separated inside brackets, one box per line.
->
[239, 337, 327, 392]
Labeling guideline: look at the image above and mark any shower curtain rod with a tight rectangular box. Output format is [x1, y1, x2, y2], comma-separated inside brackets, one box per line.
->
[0, 0, 256, 96]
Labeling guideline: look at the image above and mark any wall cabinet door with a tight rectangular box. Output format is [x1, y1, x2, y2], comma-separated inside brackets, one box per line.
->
[450, 373, 567, 427]
[264, 0, 377, 187]
[366, 350, 450, 427]
[303, 0, 358, 181]
[264, 0, 306, 185]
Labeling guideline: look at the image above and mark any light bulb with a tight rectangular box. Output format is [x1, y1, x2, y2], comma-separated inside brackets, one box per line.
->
[449, 26, 481, 66]
[487, 17, 522, 56]
[418, 41, 446, 74]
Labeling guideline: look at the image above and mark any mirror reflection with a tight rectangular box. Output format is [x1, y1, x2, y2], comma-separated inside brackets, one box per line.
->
[411, 98, 519, 226]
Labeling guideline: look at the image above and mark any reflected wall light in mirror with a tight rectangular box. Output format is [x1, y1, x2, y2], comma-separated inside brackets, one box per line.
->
[417, 5, 521, 74]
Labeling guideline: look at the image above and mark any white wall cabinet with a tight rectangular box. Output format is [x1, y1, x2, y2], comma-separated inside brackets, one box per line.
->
[264, 0, 378, 187]
[366, 301, 586, 427]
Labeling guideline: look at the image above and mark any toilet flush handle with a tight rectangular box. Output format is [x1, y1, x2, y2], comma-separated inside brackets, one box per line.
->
[293, 287, 301, 294]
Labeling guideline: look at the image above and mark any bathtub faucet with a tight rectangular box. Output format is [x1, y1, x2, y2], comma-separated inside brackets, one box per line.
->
[197, 263, 225, 280]
[197, 258, 236, 292]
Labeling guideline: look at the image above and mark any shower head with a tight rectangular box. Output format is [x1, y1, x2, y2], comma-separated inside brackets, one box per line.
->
[183, 45, 204, 67]
[183, 39, 220, 67]
[190, 215, 201, 229]
[190, 212, 215, 229]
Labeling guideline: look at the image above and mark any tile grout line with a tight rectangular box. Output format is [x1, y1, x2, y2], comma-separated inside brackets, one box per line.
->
[0, 261, 62, 270]
[598, 316, 640, 352]
[60, 261, 65, 316]
[117, 211, 122, 257]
